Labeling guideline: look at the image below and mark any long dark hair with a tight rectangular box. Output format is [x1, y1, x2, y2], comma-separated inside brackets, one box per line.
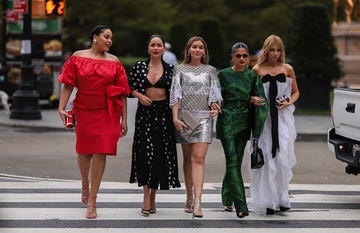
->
[147, 34, 166, 62]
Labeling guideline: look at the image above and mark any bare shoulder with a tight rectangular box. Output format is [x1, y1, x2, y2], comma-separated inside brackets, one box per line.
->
[252, 64, 259, 73]
[106, 53, 120, 62]
[284, 63, 294, 71]
[72, 49, 90, 57]
[284, 63, 296, 78]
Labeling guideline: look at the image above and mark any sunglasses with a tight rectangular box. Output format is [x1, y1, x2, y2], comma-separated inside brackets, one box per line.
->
[234, 53, 249, 59]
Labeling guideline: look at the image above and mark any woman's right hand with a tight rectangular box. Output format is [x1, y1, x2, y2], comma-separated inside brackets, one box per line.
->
[136, 93, 152, 106]
[173, 118, 187, 131]
[58, 108, 67, 126]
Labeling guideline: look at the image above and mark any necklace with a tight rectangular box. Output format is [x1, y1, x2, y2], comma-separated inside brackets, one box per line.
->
[149, 63, 162, 75]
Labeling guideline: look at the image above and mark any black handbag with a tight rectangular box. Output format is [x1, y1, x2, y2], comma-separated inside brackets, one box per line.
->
[251, 138, 264, 169]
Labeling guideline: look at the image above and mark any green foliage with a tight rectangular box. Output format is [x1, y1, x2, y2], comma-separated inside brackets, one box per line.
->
[54, 0, 337, 61]
[168, 23, 190, 61]
[286, 3, 341, 111]
[286, 3, 341, 81]
[119, 56, 147, 74]
[198, 19, 227, 68]
[63, 0, 175, 56]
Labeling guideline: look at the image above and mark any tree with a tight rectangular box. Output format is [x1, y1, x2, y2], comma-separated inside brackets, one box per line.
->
[286, 3, 341, 111]
[63, 0, 175, 56]
[56, 0, 335, 57]
[198, 19, 227, 69]
[168, 23, 189, 60]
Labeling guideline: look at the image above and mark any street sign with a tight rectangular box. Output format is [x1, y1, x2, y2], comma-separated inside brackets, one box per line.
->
[13, 0, 28, 14]
[6, 10, 20, 23]
[6, 0, 28, 23]
[8, 18, 61, 33]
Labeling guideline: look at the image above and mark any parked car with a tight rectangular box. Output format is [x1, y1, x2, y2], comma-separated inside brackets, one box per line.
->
[328, 88, 360, 175]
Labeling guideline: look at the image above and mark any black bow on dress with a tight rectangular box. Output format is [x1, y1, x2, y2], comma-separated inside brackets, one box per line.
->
[262, 73, 286, 158]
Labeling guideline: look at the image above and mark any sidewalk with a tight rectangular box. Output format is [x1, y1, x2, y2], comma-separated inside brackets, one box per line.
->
[0, 102, 333, 141]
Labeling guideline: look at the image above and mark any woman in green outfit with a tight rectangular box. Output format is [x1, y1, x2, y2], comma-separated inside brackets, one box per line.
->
[216, 42, 268, 218]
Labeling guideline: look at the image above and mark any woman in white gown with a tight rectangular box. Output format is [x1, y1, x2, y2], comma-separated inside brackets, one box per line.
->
[248, 35, 300, 215]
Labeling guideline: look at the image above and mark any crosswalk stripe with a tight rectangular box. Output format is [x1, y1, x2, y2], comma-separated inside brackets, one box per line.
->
[0, 175, 360, 232]
[1, 229, 360, 233]
[1, 193, 360, 204]
[1, 208, 360, 220]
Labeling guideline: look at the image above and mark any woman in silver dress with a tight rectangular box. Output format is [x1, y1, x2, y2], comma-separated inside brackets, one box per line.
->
[170, 36, 222, 218]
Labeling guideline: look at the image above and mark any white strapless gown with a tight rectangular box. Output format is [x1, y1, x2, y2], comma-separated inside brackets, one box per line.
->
[247, 76, 297, 215]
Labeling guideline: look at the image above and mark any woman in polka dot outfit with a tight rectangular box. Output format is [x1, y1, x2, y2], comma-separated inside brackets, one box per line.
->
[128, 35, 181, 217]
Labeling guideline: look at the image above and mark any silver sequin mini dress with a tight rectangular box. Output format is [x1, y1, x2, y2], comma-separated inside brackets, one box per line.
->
[170, 64, 223, 143]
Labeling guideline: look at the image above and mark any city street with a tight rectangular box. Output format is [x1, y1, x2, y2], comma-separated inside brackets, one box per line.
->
[1, 125, 360, 232]
[0, 125, 359, 184]
[1, 102, 359, 233]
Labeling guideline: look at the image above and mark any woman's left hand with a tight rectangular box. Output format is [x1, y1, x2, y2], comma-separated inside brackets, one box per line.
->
[277, 102, 289, 110]
[121, 121, 128, 136]
[210, 102, 221, 113]
[251, 96, 265, 106]
[209, 109, 219, 118]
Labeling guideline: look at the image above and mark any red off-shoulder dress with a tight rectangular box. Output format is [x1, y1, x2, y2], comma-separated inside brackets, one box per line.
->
[58, 56, 131, 155]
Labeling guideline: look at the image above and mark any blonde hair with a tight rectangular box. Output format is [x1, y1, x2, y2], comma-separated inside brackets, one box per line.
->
[182, 36, 209, 64]
[257, 35, 285, 65]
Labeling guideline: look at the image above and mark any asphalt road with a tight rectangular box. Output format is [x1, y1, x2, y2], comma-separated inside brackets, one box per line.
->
[0, 126, 358, 184]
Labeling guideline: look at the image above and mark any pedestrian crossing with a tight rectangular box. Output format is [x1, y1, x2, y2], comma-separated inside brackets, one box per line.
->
[0, 173, 360, 233]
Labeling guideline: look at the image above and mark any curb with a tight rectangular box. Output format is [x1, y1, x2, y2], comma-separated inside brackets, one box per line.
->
[0, 122, 327, 141]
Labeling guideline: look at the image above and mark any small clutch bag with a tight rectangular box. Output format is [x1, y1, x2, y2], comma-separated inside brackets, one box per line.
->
[65, 109, 76, 128]
[181, 110, 200, 133]
[275, 95, 289, 107]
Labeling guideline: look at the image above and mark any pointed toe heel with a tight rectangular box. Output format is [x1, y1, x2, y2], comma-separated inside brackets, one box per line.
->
[192, 198, 203, 218]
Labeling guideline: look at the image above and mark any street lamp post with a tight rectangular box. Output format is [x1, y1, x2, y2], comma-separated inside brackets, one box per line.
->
[1, 0, 7, 60]
[1, 0, 8, 87]
[10, 0, 41, 120]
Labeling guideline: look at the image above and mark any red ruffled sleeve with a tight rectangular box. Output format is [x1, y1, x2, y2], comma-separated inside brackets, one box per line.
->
[115, 62, 131, 94]
[58, 56, 77, 86]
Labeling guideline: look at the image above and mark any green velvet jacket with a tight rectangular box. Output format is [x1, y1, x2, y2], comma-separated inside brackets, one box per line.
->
[216, 67, 268, 139]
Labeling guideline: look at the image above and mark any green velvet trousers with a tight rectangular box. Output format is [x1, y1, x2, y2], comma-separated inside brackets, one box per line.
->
[220, 137, 248, 213]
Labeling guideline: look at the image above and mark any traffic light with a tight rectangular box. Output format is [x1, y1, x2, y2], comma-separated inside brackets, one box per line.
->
[45, 0, 65, 16]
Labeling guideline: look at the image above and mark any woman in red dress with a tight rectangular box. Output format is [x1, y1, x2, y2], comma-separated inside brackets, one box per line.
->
[58, 25, 131, 219]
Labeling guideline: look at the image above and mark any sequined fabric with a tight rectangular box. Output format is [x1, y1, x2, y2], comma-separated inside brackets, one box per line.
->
[170, 64, 223, 143]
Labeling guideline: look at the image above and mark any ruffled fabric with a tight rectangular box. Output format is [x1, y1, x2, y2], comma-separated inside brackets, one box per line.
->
[58, 56, 131, 155]
[169, 68, 183, 107]
[208, 66, 223, 106]
[248, 77, 297, 215]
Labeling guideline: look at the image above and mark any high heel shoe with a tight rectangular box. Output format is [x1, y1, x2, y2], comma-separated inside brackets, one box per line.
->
[142, 195, 151, 217]
[192, 198, 203, 218]
[141, 209, 150, 217]
[279, 206, 290, 212]
[237, 211, 249, 218]
[266, 208, 275, 215]
[150, 195, 156, 214]
[184, 195, 193, 213]
[86, 196, 97, 219]
[149, 207, 156, 214]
